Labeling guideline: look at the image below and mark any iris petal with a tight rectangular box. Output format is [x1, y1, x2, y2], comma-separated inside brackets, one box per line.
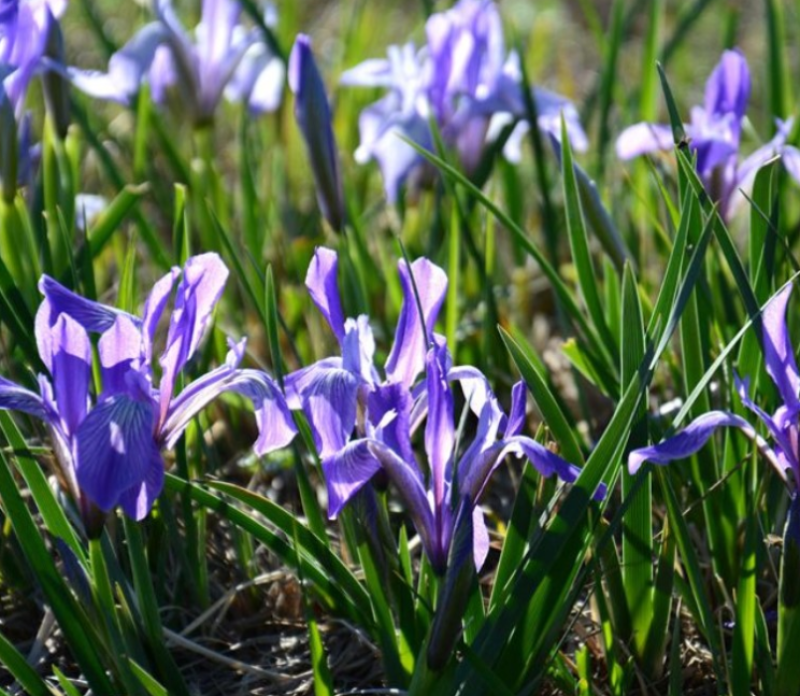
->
[74, 394, 162, 514]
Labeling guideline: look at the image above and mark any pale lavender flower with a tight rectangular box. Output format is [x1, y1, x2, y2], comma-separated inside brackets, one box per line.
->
[0, 0, 66, 106]
[286, 247, 595, 574]
[616, 50, 800, 219]
[628, 282, 800, 495]
[341, 0, 587, 202]
[69, 0, 284, 124]
[289, 35, 345, 233]
[0, 253, 295, 524]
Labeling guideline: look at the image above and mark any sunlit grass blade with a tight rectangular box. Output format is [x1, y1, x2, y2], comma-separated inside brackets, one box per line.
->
[85, 184, 149, 260]
[765, 0, 791, 123]
[128, 659, 169, 696]
[620, 262, 652, 663]
[731, 478, 758, 696]
[593, 0, 624, 180]
[560, 117, 618, 363]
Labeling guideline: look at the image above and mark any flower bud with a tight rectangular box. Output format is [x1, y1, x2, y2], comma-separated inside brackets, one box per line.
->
[0, 87, 18, 203]
[42, 8, 71, 139]
[289, 35, 345, 233]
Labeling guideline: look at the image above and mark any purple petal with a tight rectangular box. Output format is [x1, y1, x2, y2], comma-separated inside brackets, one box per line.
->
[38, 275, 137, 337]
[148, 44, 177, 104]
[163, 342, 296, 455]
[305, 247, 345, 342]
[287, 359, 360, 459]
[322, 439, 382, 518]
[198, 0, 240, 73]
[50, 314, 91, 438]
[117, 451, 165, 521]
[339, 57, 394, 87]
[158, 253, 228, 425]
[367, 381, 414, 463]
[0, 375, 51, 422]
[74, 394, 162, 514]
[781, 146, 800, 185]
[473, 505, 489, 571]
[341, 316, 376, 386]
[98, 315, 144, 396]
[615, 122, 674, 160]
[505, 381, 527, 437]
[289, 34, 345, 232]
[449, 364, 493, 417]
[704, 49, 750, 122]
[456, 392, 505, 487]
[464, 433, 590, 503]
[385, 257, 448, 388]
[735, 375, 798, 479]
[69, 23, 167, 105]
[284, 357, 341, 408]
[627, 411, 763, 475]
[141, 266, 180, 367]
[425, 342, 454, 510]
[761, 283, 800, 411]
[226, 42, 283, 113]
[323, 437, 436, 562]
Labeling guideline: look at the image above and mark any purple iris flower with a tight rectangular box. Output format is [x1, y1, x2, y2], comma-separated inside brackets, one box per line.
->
[287, 247, 593, 573]
[0, 0, 65, 105]
[289, 35, 345, 233]
[0, 253, 295, 524]
[340, 0, 587, 202]
[616, 50, 800, 219]
[628, 282, 800, 499]
[69, 0, 284, 125]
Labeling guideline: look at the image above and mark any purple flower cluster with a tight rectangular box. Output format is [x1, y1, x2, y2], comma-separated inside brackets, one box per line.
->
[341, 0, 588, 202]
[0, 253, 294, 526]
[617, 50, 800, 219]
[0, 248, 596, 564]
[282, 248, 597, 574]
[69, 0, 284, 125]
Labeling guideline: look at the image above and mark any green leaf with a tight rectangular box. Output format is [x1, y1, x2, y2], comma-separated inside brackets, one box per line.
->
[499, 327, 585, 467]
[164, 475, 372, 627]
[0, 627, 57, 696]
[0, 442, 114, 693]
[128, 659, 169, 696]
[620, 263, 653, 663]
[560, 116, 619, 361]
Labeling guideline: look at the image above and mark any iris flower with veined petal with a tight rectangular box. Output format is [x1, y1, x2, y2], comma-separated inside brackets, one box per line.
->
[0, 253, 295, 524]
[340, 0, 587, 202]
[616, 50, 800, 220]
[286, 247, 597, 574]
[628, 282, 800, 497]
[69, 0, 283, 125]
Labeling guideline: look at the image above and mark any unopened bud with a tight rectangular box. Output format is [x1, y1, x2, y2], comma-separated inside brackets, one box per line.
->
[289, 35, 345, 233]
